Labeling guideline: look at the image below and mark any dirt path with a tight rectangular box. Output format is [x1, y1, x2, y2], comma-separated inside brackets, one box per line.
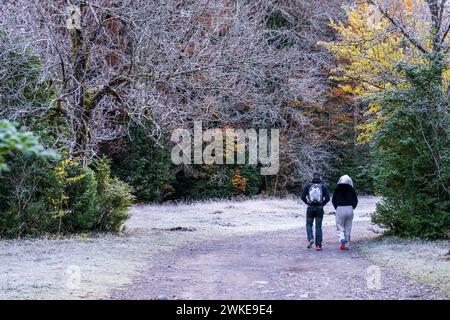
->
[1, 197, 446, 299]
[111, 221, 445, 300]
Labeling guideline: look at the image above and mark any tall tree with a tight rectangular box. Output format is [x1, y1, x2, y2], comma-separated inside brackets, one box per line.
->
[322, 0, 449, 141]
[324, 0, 449, 238]
[1, 0, 348, 187]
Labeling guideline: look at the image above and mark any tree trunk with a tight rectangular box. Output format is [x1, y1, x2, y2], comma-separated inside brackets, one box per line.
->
[71, 5, 91, 164]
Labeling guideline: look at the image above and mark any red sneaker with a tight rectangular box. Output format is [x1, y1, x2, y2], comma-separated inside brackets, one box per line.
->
[339, 242, 346, 251]
[315, 244, 322, 251]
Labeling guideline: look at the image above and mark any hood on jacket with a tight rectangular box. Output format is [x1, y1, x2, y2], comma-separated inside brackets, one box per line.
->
[338, 175, 353, 187]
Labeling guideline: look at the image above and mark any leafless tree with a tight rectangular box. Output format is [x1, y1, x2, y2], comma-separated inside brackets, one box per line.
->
[0, 0, 348, 184]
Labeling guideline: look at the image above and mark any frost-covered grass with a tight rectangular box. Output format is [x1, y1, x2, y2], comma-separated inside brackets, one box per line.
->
[0, 197, 378, 299]
[135, 195, 379, 232]
[359, 237, 450, 294]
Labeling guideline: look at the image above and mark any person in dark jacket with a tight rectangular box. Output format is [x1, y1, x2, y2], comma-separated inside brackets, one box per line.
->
[301, 172, 330, 250]
[332, 175, 358, 251]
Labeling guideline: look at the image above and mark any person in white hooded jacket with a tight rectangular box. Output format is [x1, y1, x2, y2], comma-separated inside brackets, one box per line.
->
[332, 175, 358, 251]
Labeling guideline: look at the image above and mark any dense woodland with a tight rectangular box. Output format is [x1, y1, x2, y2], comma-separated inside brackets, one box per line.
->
[0, 0, 448, 239]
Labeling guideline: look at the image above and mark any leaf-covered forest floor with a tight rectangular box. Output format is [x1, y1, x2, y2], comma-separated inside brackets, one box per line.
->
[0, 197, 448, 299]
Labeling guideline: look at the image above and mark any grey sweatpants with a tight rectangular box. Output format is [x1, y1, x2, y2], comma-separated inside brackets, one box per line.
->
[336, 205, 354, 243]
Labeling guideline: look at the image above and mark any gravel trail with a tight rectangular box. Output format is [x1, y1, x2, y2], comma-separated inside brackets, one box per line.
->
[111, 222, 447, 300]
[1, 197, 447, 300]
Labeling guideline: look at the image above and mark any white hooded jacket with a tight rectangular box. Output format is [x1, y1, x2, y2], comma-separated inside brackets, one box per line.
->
[338, 174, 354, 188]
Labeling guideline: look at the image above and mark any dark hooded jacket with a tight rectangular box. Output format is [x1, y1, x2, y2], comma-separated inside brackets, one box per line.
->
[332, 184, 358, 209]
[301, 178, 330, 207]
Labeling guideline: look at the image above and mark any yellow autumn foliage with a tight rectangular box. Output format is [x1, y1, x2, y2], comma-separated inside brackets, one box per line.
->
[50, 159, 87, 229]
[320, 1, 449, 143]
[320, 3, 425, 97]
[231, 169, 247, 194]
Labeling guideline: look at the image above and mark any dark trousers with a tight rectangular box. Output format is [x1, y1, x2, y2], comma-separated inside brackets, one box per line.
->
[306, 206, 324, 245]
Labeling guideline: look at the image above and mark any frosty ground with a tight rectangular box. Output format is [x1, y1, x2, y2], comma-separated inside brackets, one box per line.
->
[0, 197, 448, 299]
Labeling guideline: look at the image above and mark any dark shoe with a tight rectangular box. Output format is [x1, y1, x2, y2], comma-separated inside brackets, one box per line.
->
[315, 244, 322, 251]
[307, 239, 314, 249]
